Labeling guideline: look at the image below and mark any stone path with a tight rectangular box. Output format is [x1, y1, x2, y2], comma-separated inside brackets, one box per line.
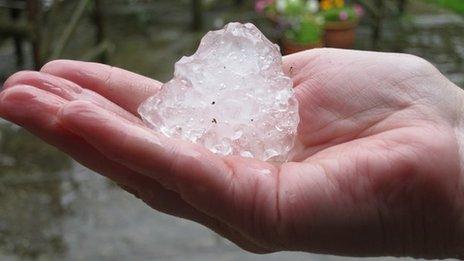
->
[0, 161, 429, 261]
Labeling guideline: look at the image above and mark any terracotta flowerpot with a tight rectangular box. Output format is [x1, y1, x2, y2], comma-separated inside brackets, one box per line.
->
[324, 20, 358, 49]
[282, 39, 324, 55]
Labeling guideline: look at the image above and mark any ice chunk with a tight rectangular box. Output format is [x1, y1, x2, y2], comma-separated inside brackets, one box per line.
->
[138, 22, 299, 161]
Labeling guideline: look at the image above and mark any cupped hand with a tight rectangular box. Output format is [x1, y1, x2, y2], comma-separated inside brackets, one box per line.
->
[1, 48, 464, 258]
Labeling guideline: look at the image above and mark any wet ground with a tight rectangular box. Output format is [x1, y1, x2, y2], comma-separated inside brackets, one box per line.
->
[0, 0, 463, 260]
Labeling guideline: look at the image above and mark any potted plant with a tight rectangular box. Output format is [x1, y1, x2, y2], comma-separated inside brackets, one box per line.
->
[255, 0, 323, 53]
[320, 0, 363, 48]
[282, 15, 324, 54]
[255, 0, 279, 23]
[256, 0, 320, 25]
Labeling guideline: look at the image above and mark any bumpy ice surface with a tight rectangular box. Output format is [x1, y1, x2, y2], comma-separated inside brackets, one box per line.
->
[138, 22, 299, 161]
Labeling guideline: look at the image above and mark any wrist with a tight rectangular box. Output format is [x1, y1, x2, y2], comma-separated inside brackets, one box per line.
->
[453, 85, 464, 167]
[451, 84, 464, 258]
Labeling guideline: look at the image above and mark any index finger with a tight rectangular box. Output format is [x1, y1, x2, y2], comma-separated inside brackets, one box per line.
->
[41, 60, 162, 114]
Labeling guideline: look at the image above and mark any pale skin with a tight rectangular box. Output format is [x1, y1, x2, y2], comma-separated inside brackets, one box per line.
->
[1, 48, 464, 258]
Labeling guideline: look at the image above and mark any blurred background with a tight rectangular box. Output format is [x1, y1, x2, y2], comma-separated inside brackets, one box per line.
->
[0, 0, 462, 260]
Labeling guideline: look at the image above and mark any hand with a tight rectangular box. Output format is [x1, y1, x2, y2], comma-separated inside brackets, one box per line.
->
[1, 48, 463, 258]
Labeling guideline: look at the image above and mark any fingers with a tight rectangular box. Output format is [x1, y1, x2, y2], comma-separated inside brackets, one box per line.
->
[3, 71, 142, 125]
[0, 83, 276, 250]
[41, 60, 162, 114]
[58, 101, 252, 222]
[0, 85, 187, 214]
[58, 100, 280, 251]
[0, 85, 272, 251]
[0, 85, 272, 252]
[0, 85, 64, 132]
[0, 85, 218, 223]
[59, 100, 233, 192]
[0, 85, 142, 186]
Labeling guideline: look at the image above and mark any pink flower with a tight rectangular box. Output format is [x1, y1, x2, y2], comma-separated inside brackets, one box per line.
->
[255, 0, 274, 13]
[339, 11, 348, 21]
[354, 4, 364, 17]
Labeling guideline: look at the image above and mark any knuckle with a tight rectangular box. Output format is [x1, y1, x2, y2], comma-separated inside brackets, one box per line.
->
[102, 65, 116, 88]
[400, 54, 436, 75]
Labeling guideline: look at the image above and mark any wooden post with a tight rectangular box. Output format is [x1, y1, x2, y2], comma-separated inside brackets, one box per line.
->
[93, 0, 107, 62]
[398, 0, 407, 15]
[9, 7, 24, 68]
[50, 0, 90, 60]
[372, 0, 384, 49]
[234, 0, 244, 6]
[80, 40, 112, 61]
[192, 0, 202, 31]
[26, 0, 41, 69]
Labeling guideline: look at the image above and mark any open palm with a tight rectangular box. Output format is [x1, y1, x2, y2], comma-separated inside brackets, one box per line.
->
[1, 48, 463, 258]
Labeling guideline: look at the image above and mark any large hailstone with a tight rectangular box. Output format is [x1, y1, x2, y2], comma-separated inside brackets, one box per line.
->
[138, 22, 299, 161]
